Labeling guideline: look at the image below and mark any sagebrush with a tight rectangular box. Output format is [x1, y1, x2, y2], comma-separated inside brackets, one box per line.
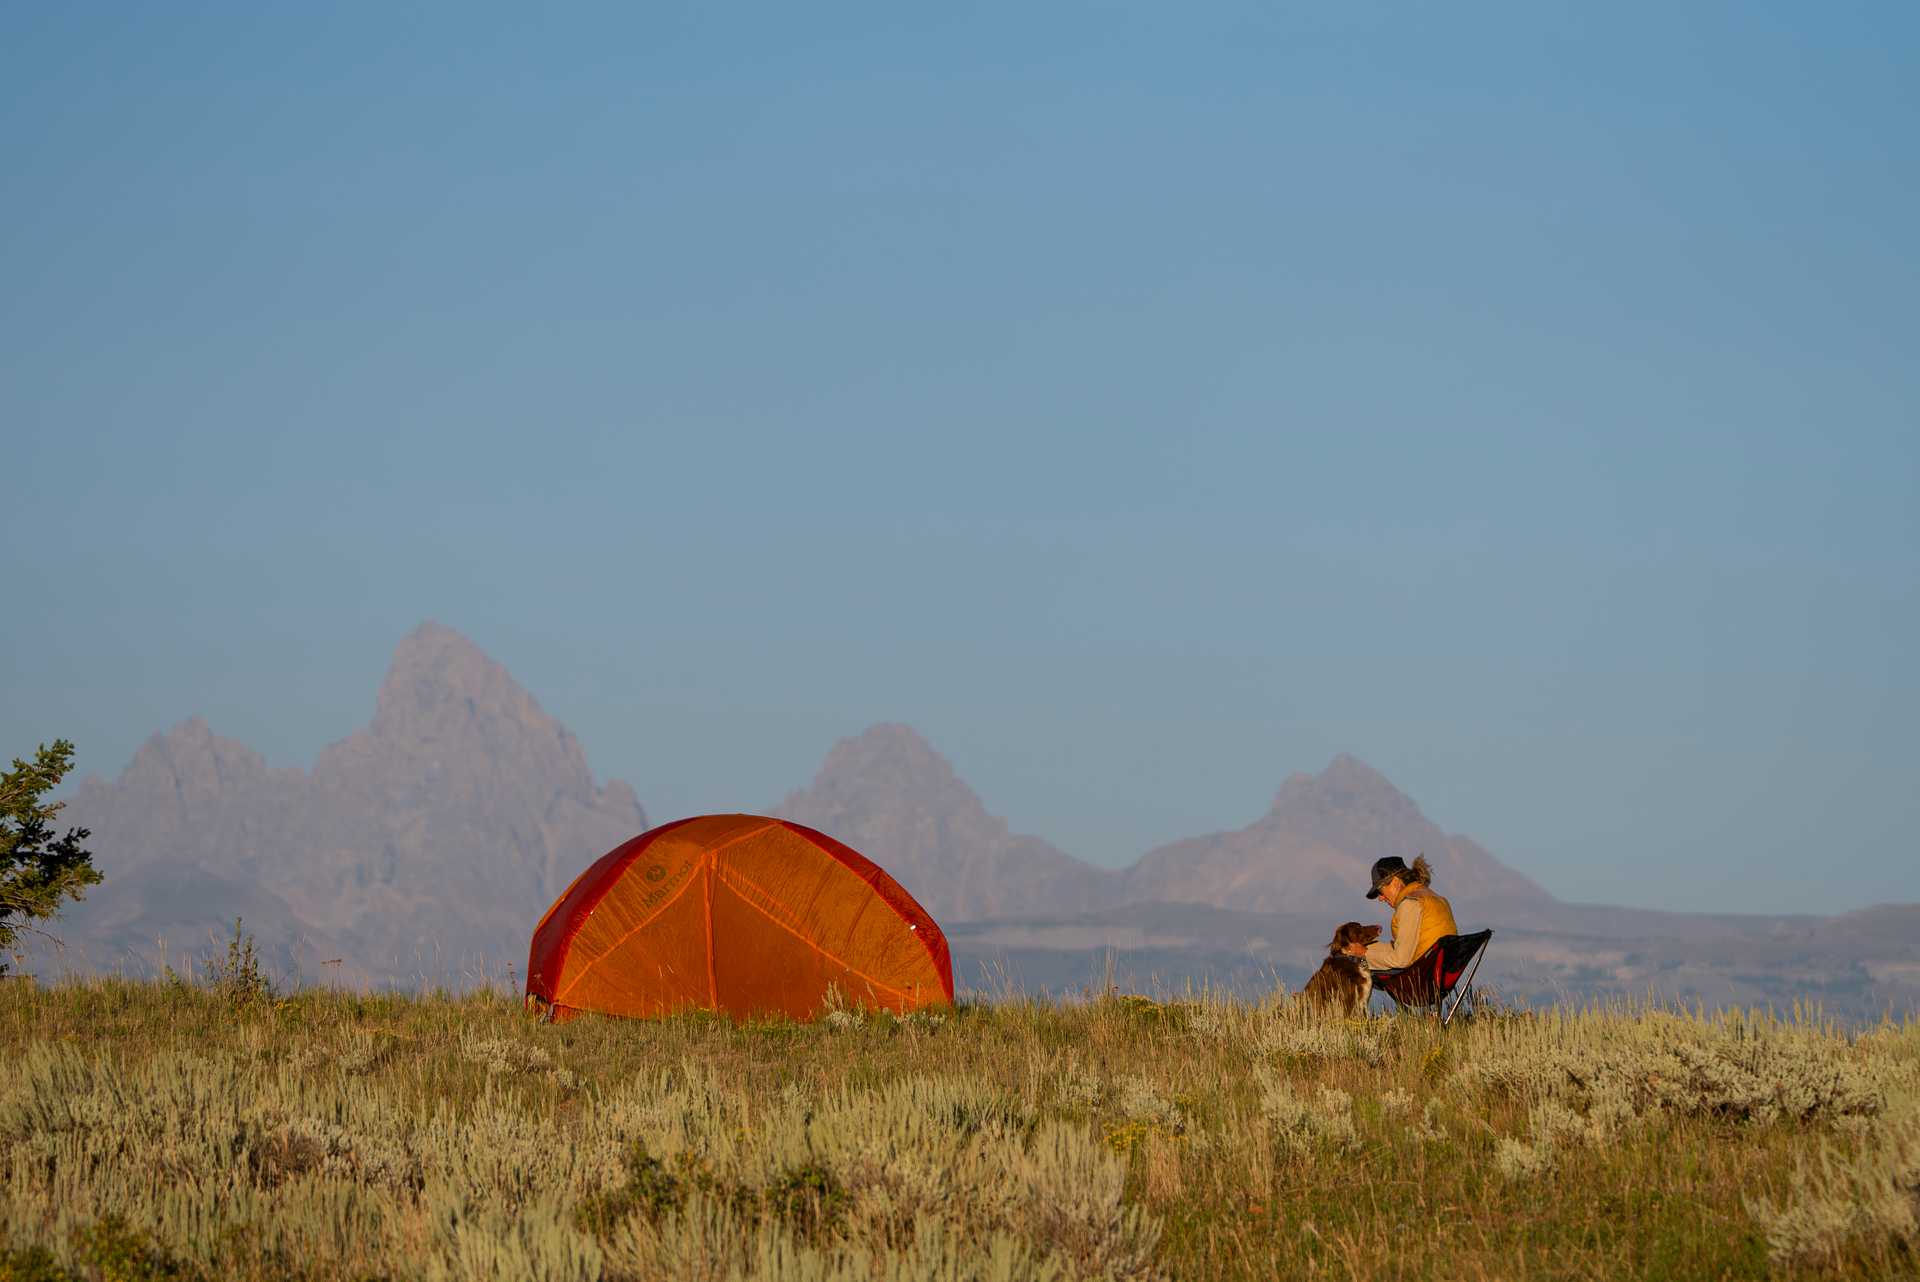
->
[0, 980, 1914, 1281]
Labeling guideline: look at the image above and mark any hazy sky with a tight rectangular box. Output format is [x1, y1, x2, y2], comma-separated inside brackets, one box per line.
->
[4, 3, 1915, 916]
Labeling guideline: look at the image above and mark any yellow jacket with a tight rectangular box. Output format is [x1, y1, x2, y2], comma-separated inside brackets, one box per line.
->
[1363, 886, 1458, 971]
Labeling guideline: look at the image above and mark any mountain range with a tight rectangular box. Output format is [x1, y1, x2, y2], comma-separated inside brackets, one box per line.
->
[39, 624, 644, 985]
[27, 624, 1918, 1021]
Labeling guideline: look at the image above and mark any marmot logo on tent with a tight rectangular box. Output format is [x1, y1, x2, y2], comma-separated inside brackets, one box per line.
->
[635, 859, 692, 912]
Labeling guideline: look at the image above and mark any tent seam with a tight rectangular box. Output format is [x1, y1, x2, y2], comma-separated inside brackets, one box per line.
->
[704, 854, 717, 1006]
[553, 867, 707, 1006]
[776, 820, 953, 998]
[715, 863, 910, 1001]
[533, 816, 702, 999]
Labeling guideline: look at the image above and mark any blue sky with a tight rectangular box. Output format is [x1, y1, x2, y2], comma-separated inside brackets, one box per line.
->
[4, 2, 1915, 915]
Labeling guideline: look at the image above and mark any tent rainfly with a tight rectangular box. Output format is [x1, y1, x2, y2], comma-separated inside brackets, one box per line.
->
[525, 814, 953, 1022]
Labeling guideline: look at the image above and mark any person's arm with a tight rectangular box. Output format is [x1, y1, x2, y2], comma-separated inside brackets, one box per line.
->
[1363, 897, 1423, 970]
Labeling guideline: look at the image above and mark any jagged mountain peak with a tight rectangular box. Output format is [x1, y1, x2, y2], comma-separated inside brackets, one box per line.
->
[823, 723, 945, 769]
[795, 723, 987, 819]
[164, 712, 214, 741]
[1270, 753, 1425, 825]
[53, 622, 650, 975]
[1132, 752, 1550, 915]
[775, 723, 1118, 921]
[106, 715, 274, 804]
[136, 714, 223, 759]
[388, 619, 492, 670]
[376, 621, 529, 717]
[362, 623, 583, 770]
[1321, 752, 1395, 790]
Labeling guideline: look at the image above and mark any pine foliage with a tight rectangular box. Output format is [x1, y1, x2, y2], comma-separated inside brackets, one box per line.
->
[1, 740, 100, 972]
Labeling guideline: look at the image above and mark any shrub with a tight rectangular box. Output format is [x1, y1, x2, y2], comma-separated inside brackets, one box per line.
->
[205, 918, 274, 1007]
[1748, 1113, 1920, 1268]
[574, 1142, 685, 1234]
[1255, 1068, 1359, 1156]
[1454, 1009, 1886, 1126]
[1, 979, 1912, 1281]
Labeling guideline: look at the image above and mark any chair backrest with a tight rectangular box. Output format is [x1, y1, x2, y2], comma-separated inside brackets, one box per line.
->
[1372, 929, 1492, 1010]
[1434, 929, 1493, 992]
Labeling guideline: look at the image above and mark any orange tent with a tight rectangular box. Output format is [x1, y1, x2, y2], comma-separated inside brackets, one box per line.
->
[525, 814, 953, 1022]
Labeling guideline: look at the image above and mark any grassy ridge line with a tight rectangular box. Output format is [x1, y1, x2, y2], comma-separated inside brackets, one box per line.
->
[0, 978, 1915, 1282]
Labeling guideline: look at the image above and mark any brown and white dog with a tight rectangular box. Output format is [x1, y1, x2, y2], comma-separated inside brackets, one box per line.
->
[1301, 922, 1382, 1016]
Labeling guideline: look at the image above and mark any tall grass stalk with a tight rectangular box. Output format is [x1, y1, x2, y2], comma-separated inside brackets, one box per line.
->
[0, 980, 1913, 1280]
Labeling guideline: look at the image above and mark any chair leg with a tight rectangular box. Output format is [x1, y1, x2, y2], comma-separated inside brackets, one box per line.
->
[1440, 949, 1488, 1029]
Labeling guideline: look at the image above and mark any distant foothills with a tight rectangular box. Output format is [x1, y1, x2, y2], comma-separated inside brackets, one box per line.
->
[31, 623, 1919, 1021]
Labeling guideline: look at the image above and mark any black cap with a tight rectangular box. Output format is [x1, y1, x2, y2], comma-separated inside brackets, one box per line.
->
[1365, 856, 1411, 899]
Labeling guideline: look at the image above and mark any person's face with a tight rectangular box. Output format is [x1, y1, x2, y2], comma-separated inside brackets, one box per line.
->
[1378, 875, 1406, 908]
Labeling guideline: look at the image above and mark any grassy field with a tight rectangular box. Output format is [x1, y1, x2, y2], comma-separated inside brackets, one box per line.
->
[0, 972, 1915, 1281]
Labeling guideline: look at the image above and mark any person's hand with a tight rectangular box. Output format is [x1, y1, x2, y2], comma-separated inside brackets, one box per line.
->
[1344, 942, 1367, 958]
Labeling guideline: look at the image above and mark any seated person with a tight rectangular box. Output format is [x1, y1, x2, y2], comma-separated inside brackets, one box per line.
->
[1344, 855, 1457, 972]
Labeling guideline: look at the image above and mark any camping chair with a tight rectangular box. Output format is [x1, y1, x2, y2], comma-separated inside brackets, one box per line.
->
[1370, 930, 1492, 1027]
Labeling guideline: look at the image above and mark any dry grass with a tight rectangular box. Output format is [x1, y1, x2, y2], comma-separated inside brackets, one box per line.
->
[0, 978, 1915, 1281]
